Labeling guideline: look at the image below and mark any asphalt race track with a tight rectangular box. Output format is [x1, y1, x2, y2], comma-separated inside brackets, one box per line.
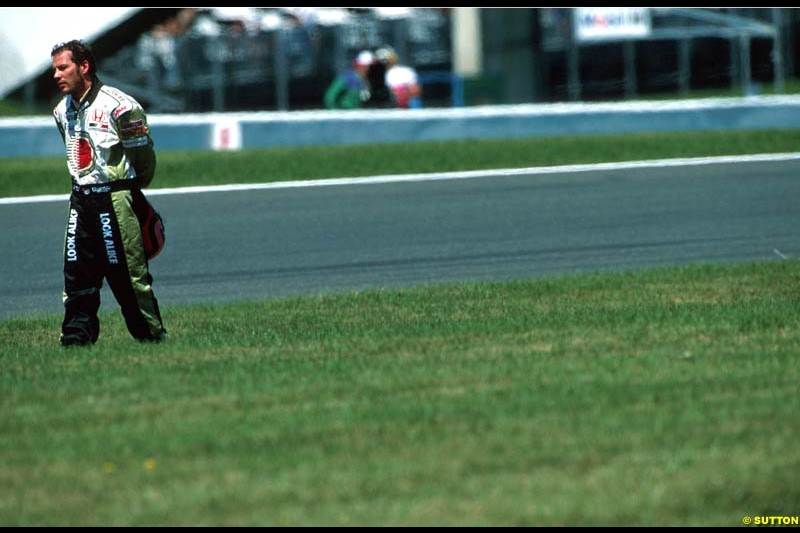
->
[2, 157, 798, 320]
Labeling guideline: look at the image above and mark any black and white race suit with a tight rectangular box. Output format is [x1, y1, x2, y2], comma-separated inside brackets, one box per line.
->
[53, 80, 165, 343]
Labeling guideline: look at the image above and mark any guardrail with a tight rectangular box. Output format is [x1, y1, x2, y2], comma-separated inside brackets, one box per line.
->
[2, 95, 799, 159]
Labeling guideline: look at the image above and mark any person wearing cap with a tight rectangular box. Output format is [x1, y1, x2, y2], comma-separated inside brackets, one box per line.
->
[324, 50, 375, 110]
[376, 46, 422, 109]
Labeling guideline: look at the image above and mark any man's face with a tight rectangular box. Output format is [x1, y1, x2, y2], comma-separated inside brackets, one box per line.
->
[52, 50, 89, 98]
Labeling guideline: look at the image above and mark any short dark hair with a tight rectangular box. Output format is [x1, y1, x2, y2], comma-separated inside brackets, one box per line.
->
[51, 39, 97, 79]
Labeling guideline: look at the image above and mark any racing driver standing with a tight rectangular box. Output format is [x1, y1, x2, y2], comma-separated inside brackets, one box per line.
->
[51, 39, 167, 346]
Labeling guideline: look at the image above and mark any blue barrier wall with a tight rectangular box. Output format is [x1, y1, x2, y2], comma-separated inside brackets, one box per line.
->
[2, 95, 799, 159]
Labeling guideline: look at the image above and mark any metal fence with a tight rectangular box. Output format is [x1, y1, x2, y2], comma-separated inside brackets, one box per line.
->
[91, 8, 796, 115]
[99, 10, 452, 113]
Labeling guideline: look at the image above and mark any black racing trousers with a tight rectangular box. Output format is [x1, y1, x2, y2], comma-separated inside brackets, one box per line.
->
[62, 187, 165, 343]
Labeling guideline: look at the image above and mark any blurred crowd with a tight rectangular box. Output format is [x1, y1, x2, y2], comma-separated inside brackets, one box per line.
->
[133, 7, 442, 111]
[324, 47, 422, 110]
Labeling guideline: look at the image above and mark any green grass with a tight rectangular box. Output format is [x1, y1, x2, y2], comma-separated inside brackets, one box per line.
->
[2, 260, 799, 525]
[2, 128, 800, 198]
[0, 98, 51, 117]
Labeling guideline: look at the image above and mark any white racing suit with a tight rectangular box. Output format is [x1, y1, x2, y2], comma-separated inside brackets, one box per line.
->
[53, 80, 166, 344]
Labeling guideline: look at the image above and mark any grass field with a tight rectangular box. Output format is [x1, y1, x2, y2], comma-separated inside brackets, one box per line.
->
[2, 131, 799, 525]
[1, 261, 799, 525]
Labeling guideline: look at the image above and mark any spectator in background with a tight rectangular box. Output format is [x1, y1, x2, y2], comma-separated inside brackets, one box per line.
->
[376, 46, 422, 109]
[362, 51, 392, 108]
[137, 9, 196, 92]
[324, 50, 374, 110]
[138, 21, 181, 90]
